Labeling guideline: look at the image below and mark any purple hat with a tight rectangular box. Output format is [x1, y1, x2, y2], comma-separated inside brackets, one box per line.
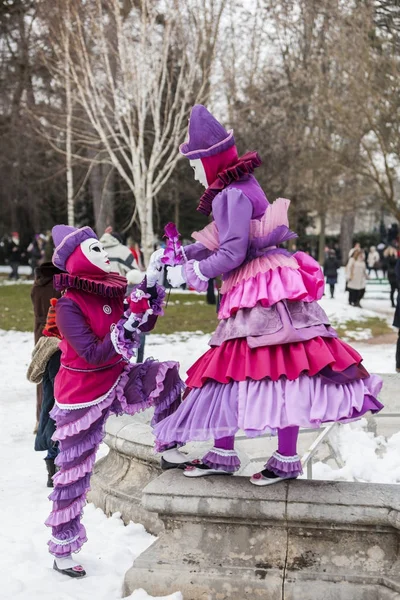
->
[52, 225, 97, 271]
[179, 105, 235, 159]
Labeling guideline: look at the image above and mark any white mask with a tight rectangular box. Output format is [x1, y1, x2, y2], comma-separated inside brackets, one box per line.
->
[80, 238, 111, 273]
[189, 159, 208, 188]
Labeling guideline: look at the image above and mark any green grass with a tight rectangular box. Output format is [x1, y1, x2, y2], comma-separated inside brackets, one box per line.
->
[0, 283, 391, 341]
[335, 317, 392, 341]
[0, 283, 217, 334]
[0, 283, 34, 331]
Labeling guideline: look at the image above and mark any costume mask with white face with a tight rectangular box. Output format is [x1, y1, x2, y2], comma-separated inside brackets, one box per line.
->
[80, 238, 111, 273]
[189, 159, 208, 188]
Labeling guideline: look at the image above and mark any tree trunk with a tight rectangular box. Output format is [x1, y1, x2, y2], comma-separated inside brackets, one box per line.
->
[140, 193, 155, 267]
[90, 162, 115, 235]
[340, 211, 355, 265]
[318, 211, 326, 265]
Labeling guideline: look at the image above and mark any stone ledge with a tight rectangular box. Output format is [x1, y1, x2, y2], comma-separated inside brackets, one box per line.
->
[124, 471, 400, 600]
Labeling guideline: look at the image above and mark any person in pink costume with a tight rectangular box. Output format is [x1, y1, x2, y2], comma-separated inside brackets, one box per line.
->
[46, 225, 183, 578]
[154, 104, 383, 483]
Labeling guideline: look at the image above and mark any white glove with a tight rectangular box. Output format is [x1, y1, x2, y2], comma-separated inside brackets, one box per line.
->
[146, 248, 165, 287]
[166, 265, 186, 288]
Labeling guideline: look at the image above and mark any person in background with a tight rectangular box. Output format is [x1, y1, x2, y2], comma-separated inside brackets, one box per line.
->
[31, 262, 62, 429]
[394, 256, 400, 373]
[377, 241, 387, 277]
[127, 235, 145, 271]
[44, 230, 55, 262]
[323, 249, 340, 299]
[348, 241, 361, 260]
[346, 248, 368, 307]
[384, 245, 399, 308]
[7, 231, 22, 280]
[27, 234, 46, 277]
[99, 229, 139, 276]
[367, 245, 380, 278]
[27, 299, 61, 487]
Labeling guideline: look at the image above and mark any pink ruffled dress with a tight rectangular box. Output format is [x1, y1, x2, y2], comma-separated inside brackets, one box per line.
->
[154, 184, 383, 475]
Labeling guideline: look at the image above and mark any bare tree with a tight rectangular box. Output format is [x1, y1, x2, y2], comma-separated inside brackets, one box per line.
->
[40, 0, 226, 263]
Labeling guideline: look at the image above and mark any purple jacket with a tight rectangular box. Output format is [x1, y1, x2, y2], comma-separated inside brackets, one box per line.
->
[185, 177, 268, 279]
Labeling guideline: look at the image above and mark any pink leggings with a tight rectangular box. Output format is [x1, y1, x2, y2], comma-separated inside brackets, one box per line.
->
[215, 426, 299, 456]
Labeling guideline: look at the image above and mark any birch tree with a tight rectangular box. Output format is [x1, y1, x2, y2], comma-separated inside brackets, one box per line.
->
[41, 0, 226, 263]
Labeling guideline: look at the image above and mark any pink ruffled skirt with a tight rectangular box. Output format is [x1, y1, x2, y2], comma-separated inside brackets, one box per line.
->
[153, 252, 383, 452]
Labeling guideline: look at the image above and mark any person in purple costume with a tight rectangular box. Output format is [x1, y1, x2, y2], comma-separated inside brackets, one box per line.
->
[155, 104, 383, 484]
[45, 226, 183, 578]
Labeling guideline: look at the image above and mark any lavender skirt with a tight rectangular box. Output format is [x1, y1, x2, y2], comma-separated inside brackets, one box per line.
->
[154, 373, 383, 452]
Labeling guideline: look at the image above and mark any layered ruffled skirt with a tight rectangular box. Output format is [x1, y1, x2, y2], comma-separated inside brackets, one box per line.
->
[46, 359, 183, 558]
[153, 251, 383, 452]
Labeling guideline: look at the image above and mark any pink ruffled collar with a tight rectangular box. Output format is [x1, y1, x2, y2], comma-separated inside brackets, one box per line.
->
[197, 151, 262, 216]
[54, 272, 127, 297]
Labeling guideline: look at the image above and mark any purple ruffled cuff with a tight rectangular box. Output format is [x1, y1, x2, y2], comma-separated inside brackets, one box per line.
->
[47, 519, 87, 558]
[183, 260, 209, 292]
[110, 319, 141, 361]
[202, 448, 241, 472]
[266, 452, 303, 478]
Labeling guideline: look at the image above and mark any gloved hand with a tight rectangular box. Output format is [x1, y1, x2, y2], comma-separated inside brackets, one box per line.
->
[146, 248, 165, 287]
[166, 265, 186, 288]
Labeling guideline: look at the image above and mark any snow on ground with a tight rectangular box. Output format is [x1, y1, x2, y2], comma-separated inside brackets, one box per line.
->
[0, 269, 398, 599]
[0, 330, 181, 600]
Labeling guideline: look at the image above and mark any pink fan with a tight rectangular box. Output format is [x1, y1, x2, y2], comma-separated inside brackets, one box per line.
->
[161, 222, 184, 266]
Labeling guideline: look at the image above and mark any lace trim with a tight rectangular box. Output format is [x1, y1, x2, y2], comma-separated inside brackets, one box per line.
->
[193, 260, 208, 282]
[61, 358, 123, 373]
[110, 323, 121, 355]
[51, 532, 80, 546]
[272, 451, 301, 463]
[209, 448, 238, 457]
[54, 372, 123, 410]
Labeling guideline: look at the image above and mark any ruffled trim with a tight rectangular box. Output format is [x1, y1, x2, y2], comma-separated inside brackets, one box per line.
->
[197, 151, 262, 216]
[53, 272, 127, 297]
[48, 523, 87, 558]
[48, 473, 91, 503]
[149, 283, 166, 316]
[51, 376, 122, 440]
[183, 260, 209, 292]
[110, 320, 139, 361]
[45, 494, 86, 527]
[186, 336, 364, 386]
[202, 449, 241, 472]
[55, 427, 104, 466]
[221, 253, 299, 294]
[53, 450, 97, 486]
[219, 253, 325, 319]
[153, 374, 383, 446]
[148, 360, 183, 402]
[266, 452, 303, 478]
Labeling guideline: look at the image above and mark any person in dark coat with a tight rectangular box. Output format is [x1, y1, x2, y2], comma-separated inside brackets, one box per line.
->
[31, 262, 62, 426]
[393, 257, 400, 373]
[383, 246, 399, 308]
[7, 232, 22, 280]
[323, 249, 341, 299]
[27, 299, 61, 487]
